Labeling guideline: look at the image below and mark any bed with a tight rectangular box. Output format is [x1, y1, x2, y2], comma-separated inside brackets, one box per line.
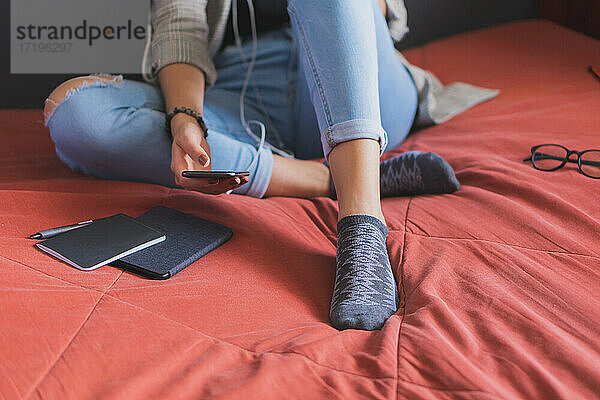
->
[1, 20, 599, 399]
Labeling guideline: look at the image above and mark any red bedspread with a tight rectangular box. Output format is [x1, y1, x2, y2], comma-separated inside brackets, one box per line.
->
[1, 20, 599, 399]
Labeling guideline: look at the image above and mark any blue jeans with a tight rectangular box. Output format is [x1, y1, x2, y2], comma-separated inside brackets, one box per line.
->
[45, 0, 418, 198]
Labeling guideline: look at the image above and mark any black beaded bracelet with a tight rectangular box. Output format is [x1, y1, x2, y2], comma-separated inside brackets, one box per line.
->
[165, 106, 208, 138]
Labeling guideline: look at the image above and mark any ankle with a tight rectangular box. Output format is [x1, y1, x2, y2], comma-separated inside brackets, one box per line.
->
[316, 161, 332, 198]
[265, 157, 333, 198]
[338, 208, 386, 226]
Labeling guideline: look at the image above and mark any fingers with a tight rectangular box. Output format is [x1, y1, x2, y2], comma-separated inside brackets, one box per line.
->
[179, 135, 209, 167]
[187, 175, 250, 195]
[169, 119, 250, 195]
[172, 148, 211, 189]
[211, 176, 249, 193]
[171, 149, 250, 194]
[172, 120, 210, 167]
[171, 145, 189, 187]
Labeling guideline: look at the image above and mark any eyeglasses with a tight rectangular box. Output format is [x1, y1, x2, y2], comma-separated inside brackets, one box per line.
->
[523, 144, 600, 179]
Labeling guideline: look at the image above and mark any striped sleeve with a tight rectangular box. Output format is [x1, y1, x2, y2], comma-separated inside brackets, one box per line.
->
[146, 0, 217, 87]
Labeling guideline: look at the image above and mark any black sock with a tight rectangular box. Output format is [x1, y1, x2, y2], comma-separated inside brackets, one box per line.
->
[379, 151, 460, 197]
[330, 214, 398, 331]
[324, 151, 460, 199]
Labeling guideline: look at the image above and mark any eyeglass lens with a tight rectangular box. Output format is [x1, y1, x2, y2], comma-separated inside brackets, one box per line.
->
[581, 150, 600, 178]
[532, 145, 567, 170]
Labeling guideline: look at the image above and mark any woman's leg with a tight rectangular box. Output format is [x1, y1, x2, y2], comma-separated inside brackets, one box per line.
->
[291, 0, 458, 200]
[292, 2, 418, 161]
[42, 32, 333, 199]
[44, 75, 275, 198]
[362, 0, 459, 198]
[264, 156, 330, 198]
[287, 0, 402, 331]
[209, 29, 332, 198]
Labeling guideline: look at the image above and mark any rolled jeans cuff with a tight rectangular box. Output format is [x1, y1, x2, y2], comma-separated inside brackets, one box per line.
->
[233, 145, 274, 199]
[321, 118, 388, 159]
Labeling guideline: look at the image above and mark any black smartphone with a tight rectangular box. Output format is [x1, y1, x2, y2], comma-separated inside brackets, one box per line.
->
[182, 170, 250, 179]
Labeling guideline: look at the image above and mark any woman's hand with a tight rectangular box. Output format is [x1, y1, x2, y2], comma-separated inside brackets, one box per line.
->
[170, 113, 249, 194]
[159, 63, 248, 194]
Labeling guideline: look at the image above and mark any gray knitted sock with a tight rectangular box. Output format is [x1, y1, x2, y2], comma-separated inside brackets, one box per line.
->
[379, 151, 460, 197]
[330, 214, 399, 331]
[324, 151, 459, 199]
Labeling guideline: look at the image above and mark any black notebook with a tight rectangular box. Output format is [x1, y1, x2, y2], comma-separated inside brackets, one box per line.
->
[111, 206, 233, 280]
[36, 214, 166, 271]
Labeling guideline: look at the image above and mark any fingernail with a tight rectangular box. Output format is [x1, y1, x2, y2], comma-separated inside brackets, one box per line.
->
[234, 177, 241, 184]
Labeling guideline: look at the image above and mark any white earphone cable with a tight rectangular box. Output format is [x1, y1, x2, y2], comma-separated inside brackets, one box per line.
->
[146, 2, 292, 177]
[141, 9, 152, 82]
[233, 0, 266, 172]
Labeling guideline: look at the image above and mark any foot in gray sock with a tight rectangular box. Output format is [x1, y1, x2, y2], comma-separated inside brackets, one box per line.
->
[330, 214, 399, 331]
[379, 151, 460, 197]
[323, 151, 459, 199]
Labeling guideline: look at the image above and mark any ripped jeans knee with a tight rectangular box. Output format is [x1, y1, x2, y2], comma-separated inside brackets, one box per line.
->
[43, 73, 123, 126]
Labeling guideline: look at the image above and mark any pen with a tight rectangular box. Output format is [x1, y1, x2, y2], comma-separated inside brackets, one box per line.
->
[590, 66, 600, 83]
[29, 220, 94, 239]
